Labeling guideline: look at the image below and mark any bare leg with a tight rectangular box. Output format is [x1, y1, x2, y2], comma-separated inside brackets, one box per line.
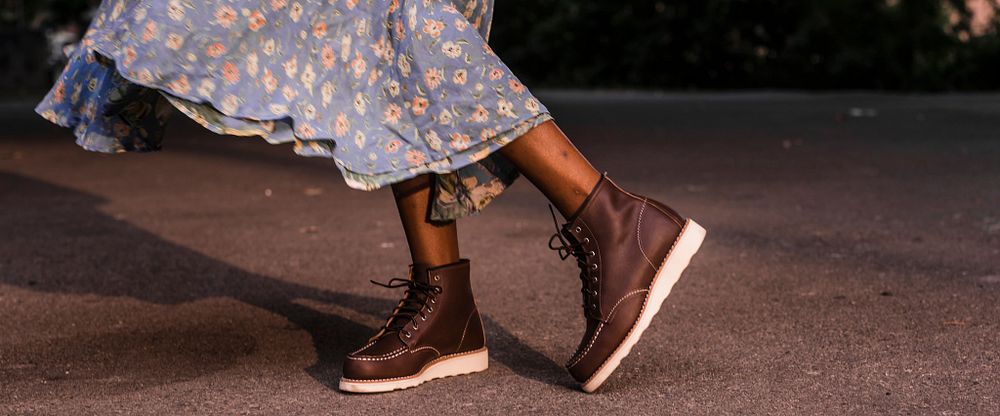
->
[391, 174, 460, 267]
[499, 120, 601, 218]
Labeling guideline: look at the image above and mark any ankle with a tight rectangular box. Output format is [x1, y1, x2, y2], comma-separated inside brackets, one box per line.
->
[411, 256, 460, 269]
[556, 172, 604, 220]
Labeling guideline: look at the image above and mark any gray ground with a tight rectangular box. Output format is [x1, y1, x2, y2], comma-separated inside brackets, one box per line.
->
[1, 92, 998, 415]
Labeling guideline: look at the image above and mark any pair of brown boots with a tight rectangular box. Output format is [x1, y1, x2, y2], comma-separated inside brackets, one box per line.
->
[339, 174, 707, 393]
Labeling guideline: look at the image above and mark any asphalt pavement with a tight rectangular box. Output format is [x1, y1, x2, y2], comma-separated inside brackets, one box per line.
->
[1, 91, 998, 415]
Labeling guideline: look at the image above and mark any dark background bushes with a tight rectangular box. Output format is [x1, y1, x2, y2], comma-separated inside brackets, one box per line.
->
[3, 0, 1000, 93]
[490, 0, 1000, 90]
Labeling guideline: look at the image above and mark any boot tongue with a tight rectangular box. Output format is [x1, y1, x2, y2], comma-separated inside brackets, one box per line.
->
[409, 263, 431, 284]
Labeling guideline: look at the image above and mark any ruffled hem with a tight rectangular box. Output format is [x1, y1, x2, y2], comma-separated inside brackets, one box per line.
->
[34, 0, 554, 220]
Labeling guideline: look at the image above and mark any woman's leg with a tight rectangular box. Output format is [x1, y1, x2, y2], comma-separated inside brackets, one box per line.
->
[391, 174, 459, 267]
[498, 120, 601, 218]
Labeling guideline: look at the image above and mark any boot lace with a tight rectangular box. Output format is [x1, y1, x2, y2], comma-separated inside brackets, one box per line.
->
[547, 205, 598, 314]
[369, 277, 442, 339]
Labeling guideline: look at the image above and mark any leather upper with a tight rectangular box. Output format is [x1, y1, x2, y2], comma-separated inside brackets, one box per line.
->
[343, 259, 485, 381]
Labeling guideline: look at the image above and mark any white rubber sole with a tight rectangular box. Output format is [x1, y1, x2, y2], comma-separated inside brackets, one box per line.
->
[580, 219, 707, 393]
[338, 348, 488, 394]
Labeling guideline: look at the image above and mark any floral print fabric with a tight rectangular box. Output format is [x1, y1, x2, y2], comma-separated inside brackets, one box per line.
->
[35, 0, 552, 221]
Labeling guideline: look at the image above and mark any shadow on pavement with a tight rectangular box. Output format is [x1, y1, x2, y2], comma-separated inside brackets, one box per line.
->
[0, 172, 569, 390]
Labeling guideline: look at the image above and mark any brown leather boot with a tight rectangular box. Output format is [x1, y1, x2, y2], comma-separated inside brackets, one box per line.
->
[339, 259, 488, 393]
[549, 174, 706, 392]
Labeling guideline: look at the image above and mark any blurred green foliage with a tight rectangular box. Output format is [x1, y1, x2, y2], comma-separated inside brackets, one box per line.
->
[490, 0, 1000, 90]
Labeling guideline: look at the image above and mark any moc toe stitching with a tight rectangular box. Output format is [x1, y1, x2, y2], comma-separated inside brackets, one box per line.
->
[346, 347, 408, 361]
[566, 322, 604, 368]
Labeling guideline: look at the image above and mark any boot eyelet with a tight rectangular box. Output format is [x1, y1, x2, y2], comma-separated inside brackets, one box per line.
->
[591, 276, 598, 283]
[591, 303, 597, 309]
[591, 264, 598, 270]
[433, 275, 440, 281]
[588, 251, 596, 257]
[420, 316, 427, 321]
[591, 290, 598, 296]
[427, 306, 434, 313]
[412, 324, 419, 330]
[575, 226, 582, 233]
[583, 238, 590, 243]
[403, 331, 411, 338]
[430, 298, 436, 304]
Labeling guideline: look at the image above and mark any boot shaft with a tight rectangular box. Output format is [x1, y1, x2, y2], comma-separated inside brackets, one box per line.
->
[561, 175, 685, 322]
[402, 259, 485, 353]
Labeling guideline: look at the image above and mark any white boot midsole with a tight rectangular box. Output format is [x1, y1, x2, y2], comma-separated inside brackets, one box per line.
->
[339, 348, 489, 393]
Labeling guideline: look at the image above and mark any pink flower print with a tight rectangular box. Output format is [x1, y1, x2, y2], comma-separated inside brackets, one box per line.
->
[262, 69, 278, 93]
[489, 68, 504, 81]
[405, 149, 427, 166]
[215, 5, 237, 28]
[313, 21, 327, 38]
[351, 52, 367, 78]
[297, 123, 316, 138]
[449, 132, 471, 151]
[441, 41, 462, 58]
[422, 18, 444, 38]
[290, 2, 303, 22]
[248, 10, 267, 31]
[467, 104, 489, 123]
[262, 38, 276, 56]
[270, 0, 287, 11]
[479, 127, 497, 141]
[508, 79, 525, 94]
[411, 96, 429, 116]
[424, 67, 443, 90]
[206, 42, 226, 58]
[166, 0, 185, 21]
[346, 0, 358, 10]
[165, 33, 184, 50]
[525, 97, 541, 113]
[334, 112, 350, 137]
[169, 74, 191, 94]
[384, 103, 402, 124]
[385, 139, 402, 153]
[452, 69, 467, 85]
[283, 55, 298, 78]
[394, 18, 406, 40]
[52, 80, 65, 103]
[321, 44, 336, 69]
[141, 20, 158, 42]
[281, 84, 297, 101]
[123, 46, 137, 66]
[496, 99, 515, 118]
[222, 61, 240, 84]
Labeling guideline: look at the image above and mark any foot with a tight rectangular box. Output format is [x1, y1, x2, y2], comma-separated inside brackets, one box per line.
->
[339, 259, 488, 393]
[548, 174, 706, 392]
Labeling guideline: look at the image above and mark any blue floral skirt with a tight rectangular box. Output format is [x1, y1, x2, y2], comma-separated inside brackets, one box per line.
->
[34, 0, 553, 221]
